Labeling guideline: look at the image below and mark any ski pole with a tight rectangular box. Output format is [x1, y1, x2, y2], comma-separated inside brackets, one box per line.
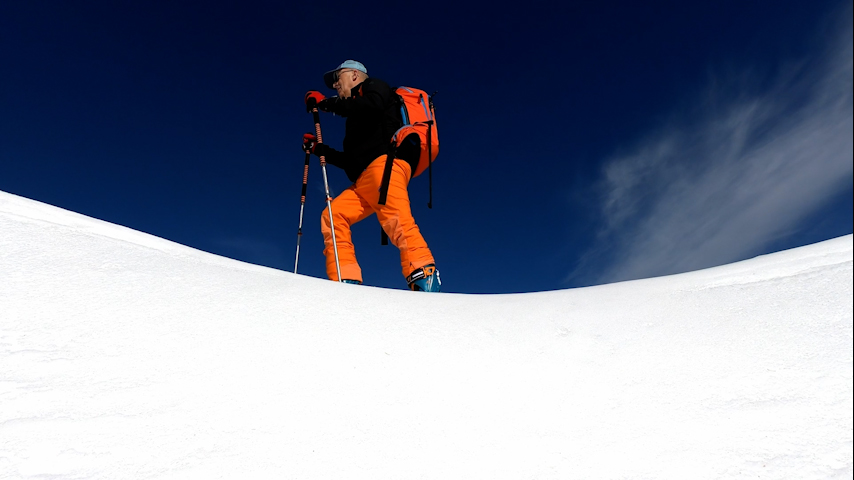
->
[308, 99, 342, 282]
[294, 150, 311, 274]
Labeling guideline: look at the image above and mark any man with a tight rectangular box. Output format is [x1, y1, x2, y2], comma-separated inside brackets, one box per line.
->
[303, 60, 440, 292]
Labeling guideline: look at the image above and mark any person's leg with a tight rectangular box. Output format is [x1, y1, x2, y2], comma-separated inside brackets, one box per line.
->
[320, 186, 373, 282]
[356, 157, 435, 279]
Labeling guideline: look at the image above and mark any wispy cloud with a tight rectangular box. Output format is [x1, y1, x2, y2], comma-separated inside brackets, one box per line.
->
[574, 7, 853, 286]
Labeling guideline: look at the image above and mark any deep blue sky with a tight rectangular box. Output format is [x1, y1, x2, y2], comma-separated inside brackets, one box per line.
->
[2, 1, 851, 294]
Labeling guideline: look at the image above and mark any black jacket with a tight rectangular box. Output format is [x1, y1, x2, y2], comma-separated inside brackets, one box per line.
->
[320, 78, 404, 183]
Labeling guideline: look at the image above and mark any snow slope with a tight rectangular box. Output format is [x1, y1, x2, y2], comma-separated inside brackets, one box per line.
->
[1, 189, 851, 479]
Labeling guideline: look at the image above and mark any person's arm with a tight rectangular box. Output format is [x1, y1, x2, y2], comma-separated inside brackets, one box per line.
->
[319, 81, 391, 118]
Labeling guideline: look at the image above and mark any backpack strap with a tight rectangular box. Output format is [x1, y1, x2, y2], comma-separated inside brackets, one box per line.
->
[427, 91, 437, 208]
[378, 143, 396, 245]
[427, 117, 433, 209]
[377, 143, 396, 207]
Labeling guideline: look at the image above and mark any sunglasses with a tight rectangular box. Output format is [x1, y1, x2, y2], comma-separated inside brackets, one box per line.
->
[332, 69, 354, 83]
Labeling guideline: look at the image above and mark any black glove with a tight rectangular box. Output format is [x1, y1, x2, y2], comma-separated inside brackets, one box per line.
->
[313, 142, 330, 157]
[316, 96, 338, 113]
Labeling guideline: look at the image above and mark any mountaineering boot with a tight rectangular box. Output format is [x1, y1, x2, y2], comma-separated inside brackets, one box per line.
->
[341, 279, 362, 285]
[406, 264, 441, 292]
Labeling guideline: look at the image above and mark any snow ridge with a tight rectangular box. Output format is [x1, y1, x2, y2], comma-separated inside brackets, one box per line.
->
[1, 189, 851, 479]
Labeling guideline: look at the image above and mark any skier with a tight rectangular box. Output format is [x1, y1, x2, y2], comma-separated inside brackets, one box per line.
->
[303, 60, 441, 292]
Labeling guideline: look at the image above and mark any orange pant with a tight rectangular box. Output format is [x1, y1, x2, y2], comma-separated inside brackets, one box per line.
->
[321, 155, 434, 282]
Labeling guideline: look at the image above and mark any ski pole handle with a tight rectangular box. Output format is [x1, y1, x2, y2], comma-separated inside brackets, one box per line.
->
[300, 151, 310, 202]
[310, 107, 327, 165]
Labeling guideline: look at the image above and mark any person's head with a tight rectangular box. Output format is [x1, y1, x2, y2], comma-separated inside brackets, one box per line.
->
[323, 60, 368, 98]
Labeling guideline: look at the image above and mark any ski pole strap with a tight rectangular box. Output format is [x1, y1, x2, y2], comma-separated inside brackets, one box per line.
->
[381, 227, 389, 245]
[377, 145, 396, 206]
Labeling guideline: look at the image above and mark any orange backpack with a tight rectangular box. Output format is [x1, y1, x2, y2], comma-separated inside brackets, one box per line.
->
[393, 87, 438, 178]
[378, 86, 438, 207]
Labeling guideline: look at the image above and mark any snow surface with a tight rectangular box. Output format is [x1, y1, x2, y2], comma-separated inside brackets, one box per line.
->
[1, 189, 852, 480]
